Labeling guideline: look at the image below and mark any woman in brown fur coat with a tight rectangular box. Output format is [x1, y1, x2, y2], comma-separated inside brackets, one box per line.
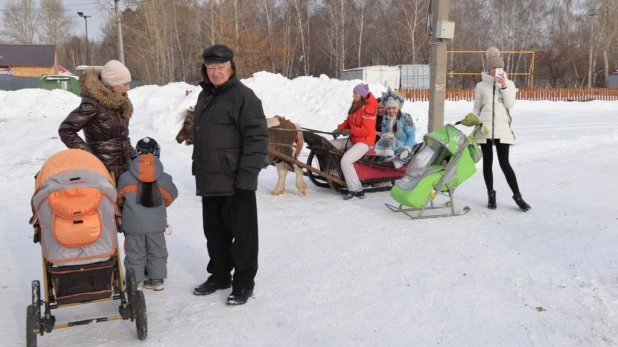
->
[59, 60, 136, 181]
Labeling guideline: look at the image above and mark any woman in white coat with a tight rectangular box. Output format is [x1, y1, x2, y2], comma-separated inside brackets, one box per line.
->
[473, 47, 530, 212]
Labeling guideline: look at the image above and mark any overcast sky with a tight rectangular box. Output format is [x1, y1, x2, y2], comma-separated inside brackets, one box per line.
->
[0, 0, 114, 41]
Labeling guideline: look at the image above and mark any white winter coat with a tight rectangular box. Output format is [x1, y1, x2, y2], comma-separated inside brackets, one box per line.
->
[473, 72, 517, 144]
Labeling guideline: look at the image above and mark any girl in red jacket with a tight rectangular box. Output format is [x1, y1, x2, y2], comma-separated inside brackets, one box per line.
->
[331, 83, 378, 200]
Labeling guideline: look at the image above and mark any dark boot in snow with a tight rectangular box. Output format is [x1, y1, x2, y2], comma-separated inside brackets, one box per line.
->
[143, 279, 164, 291]
[226, 288, 253, 305]
[194, 277, 231, 296]
[487, 190, 497, 209]
[343, 191, 365, 200]
[513, 193, 531, 212]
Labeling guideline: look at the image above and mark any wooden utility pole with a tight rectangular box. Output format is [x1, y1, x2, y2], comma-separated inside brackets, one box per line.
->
[114, 0, 125, 64]
[428, 0, 450, 132]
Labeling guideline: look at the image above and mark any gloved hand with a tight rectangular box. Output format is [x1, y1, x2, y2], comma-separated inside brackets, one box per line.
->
[235, 188, 255, 201]
[399, 148, 410, 160]
[341, 129, 351, 137]
[262, 156, 271, 169]
[332, 128, 342, 139]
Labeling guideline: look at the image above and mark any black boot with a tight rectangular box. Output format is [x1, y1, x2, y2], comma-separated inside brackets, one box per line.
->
[226, 288, 253, 305]
[513, 193, 531, 212]
[343, 191, 365, 200]
[193, 277, 232, 296]
[487, 190, 496, 209]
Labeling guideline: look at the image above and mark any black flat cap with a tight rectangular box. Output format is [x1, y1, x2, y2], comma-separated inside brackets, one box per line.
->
[202, 44, 234, 64]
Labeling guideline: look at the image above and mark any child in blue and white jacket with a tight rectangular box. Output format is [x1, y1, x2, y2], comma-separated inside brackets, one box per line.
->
[373, 88, 416, 168]
[117, 137, 178, 291]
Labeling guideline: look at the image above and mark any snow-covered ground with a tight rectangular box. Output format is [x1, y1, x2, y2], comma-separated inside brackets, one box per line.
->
[1, 72, 617, 346]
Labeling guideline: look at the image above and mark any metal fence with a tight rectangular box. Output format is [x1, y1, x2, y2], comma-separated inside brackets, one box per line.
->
[0, 76, 40, 91]
[397, 88, 618, 102]
[1, 75, 150, 92]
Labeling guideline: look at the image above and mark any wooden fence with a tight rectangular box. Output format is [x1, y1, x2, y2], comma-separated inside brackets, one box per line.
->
[396, 88, 618, 102]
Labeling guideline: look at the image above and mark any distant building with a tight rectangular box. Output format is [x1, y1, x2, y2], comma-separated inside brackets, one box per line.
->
[0, 44, 58, 77]
[341, 65, 401, 90]
[399, 64, 430, 89]
[340, 64, 430, 89]
[610, 70, 618, 88]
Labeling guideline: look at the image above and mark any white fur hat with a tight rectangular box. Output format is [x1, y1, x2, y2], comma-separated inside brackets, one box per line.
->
[382, 87, 404, 108]
[101, 60, 131, 87]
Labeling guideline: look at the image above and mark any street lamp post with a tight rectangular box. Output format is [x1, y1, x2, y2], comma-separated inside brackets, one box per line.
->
[77, 12, 91, 65]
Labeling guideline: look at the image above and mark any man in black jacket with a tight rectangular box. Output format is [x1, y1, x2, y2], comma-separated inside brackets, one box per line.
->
[192, 44, 269, 305]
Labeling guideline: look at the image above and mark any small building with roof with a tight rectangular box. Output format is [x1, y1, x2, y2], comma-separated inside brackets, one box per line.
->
[0, 44, 58, 77]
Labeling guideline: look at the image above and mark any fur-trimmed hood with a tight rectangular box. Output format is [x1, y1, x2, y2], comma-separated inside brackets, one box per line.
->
[80, 69, 133, 119]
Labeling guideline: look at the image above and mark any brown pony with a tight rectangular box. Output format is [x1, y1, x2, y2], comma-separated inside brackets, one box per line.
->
[176, 107, 307, 196]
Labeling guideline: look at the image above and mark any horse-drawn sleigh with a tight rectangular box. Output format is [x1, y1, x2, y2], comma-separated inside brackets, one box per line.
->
[175, 107, 412, 195]
[177, 106, 486, 220]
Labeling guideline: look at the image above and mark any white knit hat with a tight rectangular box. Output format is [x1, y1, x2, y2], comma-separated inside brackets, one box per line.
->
[101, 60, 131, 87]
[486, 46, 505, 69]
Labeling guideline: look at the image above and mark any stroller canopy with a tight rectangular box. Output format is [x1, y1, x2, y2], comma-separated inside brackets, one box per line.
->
[34, 149, 114, 192]
[424, 124, 469, 156]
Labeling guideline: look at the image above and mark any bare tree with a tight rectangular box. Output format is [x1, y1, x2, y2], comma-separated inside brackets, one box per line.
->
[210, 0, 217, 45]
[57, 36, 87, 71]
[262, 0, 277, 71]
[38, 0, 76, 45]
[233, 0, 240, 53]
[601, 0, 618, 86]
[292, 0, 311, 75]
[0, 0, 38, 44]
[319, 0, 353, 77]
[356, 0, 367, 68]
[278, 1, 297, 77]
[395, 0, 428, 65]
[81, 0, 617, 87]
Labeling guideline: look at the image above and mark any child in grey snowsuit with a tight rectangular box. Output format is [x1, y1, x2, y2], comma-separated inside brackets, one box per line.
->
[117, 137, 178, 291]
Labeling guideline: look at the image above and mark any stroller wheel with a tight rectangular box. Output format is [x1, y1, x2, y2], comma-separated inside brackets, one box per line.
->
[26, 304, 39, 347]
[31, 280, 40, 306]
[133, 290, 148, 340]
[126, 268, 137, 306]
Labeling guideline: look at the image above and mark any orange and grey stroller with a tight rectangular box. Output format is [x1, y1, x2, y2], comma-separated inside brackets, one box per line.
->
[26, 149, 146, 346]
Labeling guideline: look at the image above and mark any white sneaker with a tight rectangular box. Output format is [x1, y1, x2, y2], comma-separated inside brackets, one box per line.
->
[136, 281, 144, 291]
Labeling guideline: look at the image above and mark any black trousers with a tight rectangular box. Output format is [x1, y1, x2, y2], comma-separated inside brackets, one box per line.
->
[480, 139, 520, 195]
[201, 193, 259, 290]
